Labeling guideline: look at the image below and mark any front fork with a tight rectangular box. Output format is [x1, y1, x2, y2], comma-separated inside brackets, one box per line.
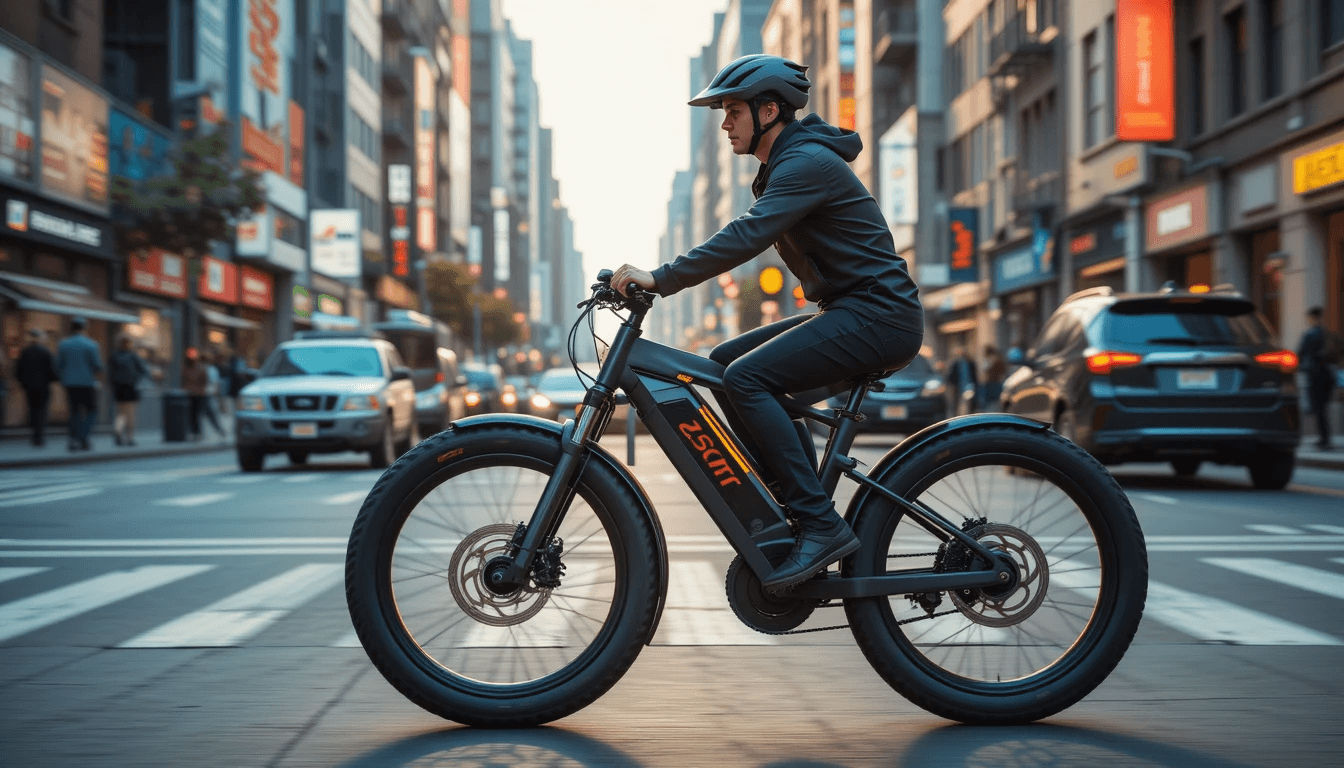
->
[486, 394, 612, 593]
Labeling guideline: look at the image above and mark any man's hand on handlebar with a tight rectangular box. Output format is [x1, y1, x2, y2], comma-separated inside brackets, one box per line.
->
[611, 265, 656, 297]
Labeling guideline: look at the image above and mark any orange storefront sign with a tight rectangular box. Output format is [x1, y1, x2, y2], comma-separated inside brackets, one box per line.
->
[288, 101, 304, 186]
[241, 116, 284, 176]
[1116, 0, 1174, 142]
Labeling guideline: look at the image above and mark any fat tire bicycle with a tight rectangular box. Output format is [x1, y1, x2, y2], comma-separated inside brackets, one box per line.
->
[345, 271, 1148, 727]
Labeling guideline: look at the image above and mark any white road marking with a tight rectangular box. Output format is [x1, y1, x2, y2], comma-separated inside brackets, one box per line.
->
[281, 474, 321, 483]
[0, 565, 213, 643]
[0, 486, 102, 507]
[154, 492, 235, 507]
[216, 476, 269, 484]
[1135, 493, 1178, 505]
[0, 567, 49, 584]
[0, 482, 96, 500]
[1204, 558, 1344, 600]
[1244, 525, 1303, 535]
[1309, 525, 1344, 535]
[1051, 569, 1339, 646]
[332, 629, 362, 648]
[119, 563, 343, 647]
[322, 491, 368, 505]
[654, 561, 776, 646]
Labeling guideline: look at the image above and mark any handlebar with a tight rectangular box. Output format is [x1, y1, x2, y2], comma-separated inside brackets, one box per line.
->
[578, 269, 655, 313]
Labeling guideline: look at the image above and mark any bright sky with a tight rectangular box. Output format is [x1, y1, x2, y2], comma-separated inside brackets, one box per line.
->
[501, 0, 732, 279]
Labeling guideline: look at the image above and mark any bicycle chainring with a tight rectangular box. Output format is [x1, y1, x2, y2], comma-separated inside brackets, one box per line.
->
[725, 555, 817, 634]
[447, 523, 550, 627]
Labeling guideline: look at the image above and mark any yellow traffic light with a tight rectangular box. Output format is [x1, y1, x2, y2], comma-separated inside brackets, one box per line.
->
[759, 266, 784, 295]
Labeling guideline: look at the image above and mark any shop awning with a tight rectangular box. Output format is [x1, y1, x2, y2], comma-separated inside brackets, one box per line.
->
[199, 307, 262, 330]
[0, 272, 141, 324]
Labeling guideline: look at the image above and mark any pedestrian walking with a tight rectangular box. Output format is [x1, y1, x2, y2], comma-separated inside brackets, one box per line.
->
[109, 336, 151, 446]
[15, 329, 58, 446]
[1297, 307, 1341, 450]
[980, 345, 1008, 412]
[183, 347, 226, 441]
[55, 317, 103, 451]
[946, 347, 979, 417]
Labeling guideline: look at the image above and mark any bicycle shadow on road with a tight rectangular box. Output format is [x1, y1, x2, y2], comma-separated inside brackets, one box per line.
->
[879, 722, 1264, 768]
[332, 725, 647, 768]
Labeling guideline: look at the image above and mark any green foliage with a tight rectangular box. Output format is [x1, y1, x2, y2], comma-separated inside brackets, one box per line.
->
[424, 261, 521, 348]
[110, 122, 265, 260]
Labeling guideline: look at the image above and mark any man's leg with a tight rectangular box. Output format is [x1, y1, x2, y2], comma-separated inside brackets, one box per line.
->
[720, 309, 921, 590]
[1311, 379, 1333, 447]
[27, 390, 47, 446]
[72, 387, 96, 448]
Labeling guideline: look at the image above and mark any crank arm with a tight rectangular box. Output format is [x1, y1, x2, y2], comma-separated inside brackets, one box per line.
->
[790, 568, 1008, 600]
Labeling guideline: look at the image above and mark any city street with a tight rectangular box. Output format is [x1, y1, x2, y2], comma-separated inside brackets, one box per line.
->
[0, 433, 1342, 767]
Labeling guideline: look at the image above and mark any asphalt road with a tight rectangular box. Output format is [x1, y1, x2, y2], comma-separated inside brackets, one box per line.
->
[1, 433, 1342, 767]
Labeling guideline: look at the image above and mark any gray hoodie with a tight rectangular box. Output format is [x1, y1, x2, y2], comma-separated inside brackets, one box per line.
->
[651, 114, 922, 330]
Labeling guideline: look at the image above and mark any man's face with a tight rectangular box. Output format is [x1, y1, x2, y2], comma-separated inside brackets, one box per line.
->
[720, 97, 777, 155]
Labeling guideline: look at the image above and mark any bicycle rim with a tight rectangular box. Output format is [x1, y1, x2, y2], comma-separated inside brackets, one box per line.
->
[384, 455, 624, 690]
[879, 454, 1112, 688]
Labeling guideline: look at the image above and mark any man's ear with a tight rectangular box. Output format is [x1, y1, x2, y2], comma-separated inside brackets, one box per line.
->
[759, 101, 778, 123]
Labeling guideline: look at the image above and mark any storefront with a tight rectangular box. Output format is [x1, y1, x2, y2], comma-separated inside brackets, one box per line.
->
[238, 265, 276, 365]
[1281, 129, 1344, 337]
[1068, 213, 1129, 294]
[991, 233, 1058, 353]
[122, 247, 188, 369]
[1145, 183, 1213, 290]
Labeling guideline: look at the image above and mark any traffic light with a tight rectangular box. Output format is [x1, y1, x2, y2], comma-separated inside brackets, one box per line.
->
[793, 284, 806, 309]
[759, 266, 783, 295]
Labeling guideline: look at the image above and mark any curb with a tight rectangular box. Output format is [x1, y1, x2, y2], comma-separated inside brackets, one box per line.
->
[0, 442, 234, 469]
[1298, 455, 1344, 471]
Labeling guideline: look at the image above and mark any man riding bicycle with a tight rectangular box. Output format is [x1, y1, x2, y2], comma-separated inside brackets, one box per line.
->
[613, 54, 924, 592]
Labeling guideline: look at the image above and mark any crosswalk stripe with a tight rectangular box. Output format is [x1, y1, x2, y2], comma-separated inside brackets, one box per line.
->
[0, 565, 213, 643]
[653, 561, 776, 645]
[0, 567, 49, 584]
[456, 560, 609, 648]
[1244, 525, 1303, 535]
[1143, 582, 1339, 645]
[0, 481, 96, 500]
[333, 629, 362, 648]
[1203, 558, 1344, 600]
[281, 474, 321, 483]
[1310, 525, 1344, 535]
[154, 492, 235, 507]
[1135, 493, 1178, 505]
[323, 491, 368, 505]
[665, 560, 727, 609]
[217, 476, 269, 484]
[0, 486, 102, 508]
[119, 563, 343, 648]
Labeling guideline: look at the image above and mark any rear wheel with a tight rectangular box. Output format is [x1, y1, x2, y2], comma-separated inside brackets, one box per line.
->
[844, 425, 1147, 724]
[237, 447, 264, 472]
[345, 426, 659, 727]
[1247, 450, 1294, 490]
[369, 420, 396, 469]
[287, 451, 309, 466]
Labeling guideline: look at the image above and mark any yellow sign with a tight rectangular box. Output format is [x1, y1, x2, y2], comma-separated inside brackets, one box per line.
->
[1293, 140, 1344, 195]
[1114, 156, 1139, 179]
[759, 266, 784, 295]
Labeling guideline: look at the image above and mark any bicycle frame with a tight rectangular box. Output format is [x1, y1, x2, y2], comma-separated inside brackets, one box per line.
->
[493, 289, 1016, 601]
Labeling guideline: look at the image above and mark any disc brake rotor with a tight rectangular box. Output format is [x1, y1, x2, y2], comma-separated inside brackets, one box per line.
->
[446, 523, 550, 627]
[948, 523, 1049, 628]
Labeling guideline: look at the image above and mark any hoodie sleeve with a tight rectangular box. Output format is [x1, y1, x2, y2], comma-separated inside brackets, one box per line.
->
[650, 150, 829, 296]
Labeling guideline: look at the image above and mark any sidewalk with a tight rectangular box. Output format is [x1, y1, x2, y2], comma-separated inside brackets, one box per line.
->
[0, 415, 236, 469]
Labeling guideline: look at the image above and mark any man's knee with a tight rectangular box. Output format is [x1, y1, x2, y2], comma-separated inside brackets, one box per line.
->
[722, 359, 771, 398]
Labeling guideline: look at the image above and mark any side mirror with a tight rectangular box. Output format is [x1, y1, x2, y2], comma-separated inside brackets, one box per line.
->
[391, 366, 412, 382]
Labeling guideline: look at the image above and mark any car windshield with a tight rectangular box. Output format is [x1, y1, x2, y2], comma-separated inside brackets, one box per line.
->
[262, 346, 384, 377]
[378, 330, 437, 369]
[463, 369, 498, 390]
[1099, 302, 1272, 346]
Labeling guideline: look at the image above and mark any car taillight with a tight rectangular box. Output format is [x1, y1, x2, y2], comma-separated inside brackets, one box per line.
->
[1254, 350, 1298, 373]
[435, 371, 445, 383]
[1086, 351, 1143, 375]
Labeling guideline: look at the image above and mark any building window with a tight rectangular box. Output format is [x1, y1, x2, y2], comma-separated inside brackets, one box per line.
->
[1327, 0, 1344, 49]
[1261, 0, 1283, 100]
[1083, 30, 1104, 148]
[348, 185, 381, 235]
[1105, 14, 1116, 136]
[970, 123, 984, 186]
[1189, 36, 1206, 136]
[1225, 8, 1247, 118]
[348, 33, 378, 90]
[349, 110, 379, 164]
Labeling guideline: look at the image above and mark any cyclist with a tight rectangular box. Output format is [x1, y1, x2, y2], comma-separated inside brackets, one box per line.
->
[613, 55, 924, 592]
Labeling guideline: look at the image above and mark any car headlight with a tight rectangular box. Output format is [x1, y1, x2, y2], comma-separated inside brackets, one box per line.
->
[465, 391, 482, 407]
[239, 395, 266, 411]
[501, 391, 518, 406]
[342, 394, 381, 411]
[531, 393, 552, 410]
[922, 379, 947, 396]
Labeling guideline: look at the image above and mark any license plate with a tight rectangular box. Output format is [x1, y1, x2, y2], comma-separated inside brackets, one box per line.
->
[881, 405, 908, 419]
[289, 422, 318, 438]
[1176, 369, 1218, 390]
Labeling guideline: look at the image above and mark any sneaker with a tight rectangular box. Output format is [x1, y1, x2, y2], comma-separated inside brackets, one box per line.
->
[762, 523, 861, 593]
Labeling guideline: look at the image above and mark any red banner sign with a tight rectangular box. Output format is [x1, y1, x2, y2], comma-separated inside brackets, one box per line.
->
[198, 256, 240, 304]
[239, 265, 274, 310]
[1116, 0, 1175, 141]
[241, 116, 284, 176]
[127, 248, 188, 299]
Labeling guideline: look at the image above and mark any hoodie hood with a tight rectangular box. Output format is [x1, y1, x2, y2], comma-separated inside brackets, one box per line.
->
[778, 113, 862, 163]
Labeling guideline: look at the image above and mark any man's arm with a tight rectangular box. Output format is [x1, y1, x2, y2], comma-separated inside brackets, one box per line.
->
[650, 151, 829, 296]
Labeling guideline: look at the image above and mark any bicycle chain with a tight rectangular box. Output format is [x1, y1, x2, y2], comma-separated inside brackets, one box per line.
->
[775, 555, 954, 635]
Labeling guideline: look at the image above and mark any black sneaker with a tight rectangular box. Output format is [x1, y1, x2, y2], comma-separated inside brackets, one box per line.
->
[762, 524, 860, 593]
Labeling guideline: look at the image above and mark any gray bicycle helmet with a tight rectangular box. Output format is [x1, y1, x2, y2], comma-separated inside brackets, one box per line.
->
[690, 55, 811, 153]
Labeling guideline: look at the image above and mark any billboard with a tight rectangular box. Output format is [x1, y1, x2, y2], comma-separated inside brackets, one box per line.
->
[449, 90, 471, 250]
[947, 207, 980, 284]
[0, 42, 36, 184]
[310, 209, 361, 278]
[414, 55, 436, 252]
[39, 66, 109, 213]
[109, 108, 172, 182]
[238, 0, 294, 176]
[1116, 0, 1175, 141]
[878, 107, 916, 252]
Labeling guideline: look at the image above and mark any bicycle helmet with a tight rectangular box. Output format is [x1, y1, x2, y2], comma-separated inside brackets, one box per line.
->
[690, 55, 811, 154]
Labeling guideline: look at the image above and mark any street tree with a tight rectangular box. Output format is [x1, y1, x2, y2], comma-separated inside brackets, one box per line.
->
[424, 261, 522, 349]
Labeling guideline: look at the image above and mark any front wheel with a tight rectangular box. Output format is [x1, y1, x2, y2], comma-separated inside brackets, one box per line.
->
[843, 425, 1147, 724]
[345, 425, 660, 727]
